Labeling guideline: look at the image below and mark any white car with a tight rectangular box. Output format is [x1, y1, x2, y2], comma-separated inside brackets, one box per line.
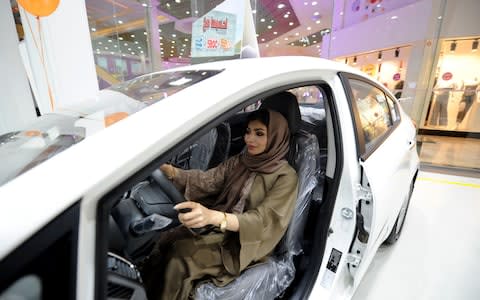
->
[0, 56, 419, 300]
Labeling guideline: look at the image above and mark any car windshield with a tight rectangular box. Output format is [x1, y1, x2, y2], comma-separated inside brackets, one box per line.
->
[109, 69, 223, 103]
[0, 69, 223, 187]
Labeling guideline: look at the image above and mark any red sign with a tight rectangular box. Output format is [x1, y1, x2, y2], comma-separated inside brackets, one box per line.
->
[393, 73, 401, 81]
[442, 72, 453, 81]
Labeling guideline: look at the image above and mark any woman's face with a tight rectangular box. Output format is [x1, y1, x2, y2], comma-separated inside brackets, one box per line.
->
[244, 120, 268, 155]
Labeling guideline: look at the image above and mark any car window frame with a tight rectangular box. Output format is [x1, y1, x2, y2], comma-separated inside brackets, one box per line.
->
[0, 202, 80, 300]
[338, 72, 401, 160]
[94, 80, 338, 300]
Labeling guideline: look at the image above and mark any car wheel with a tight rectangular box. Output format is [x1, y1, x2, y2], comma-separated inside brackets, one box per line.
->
[384, 179, 414, 245]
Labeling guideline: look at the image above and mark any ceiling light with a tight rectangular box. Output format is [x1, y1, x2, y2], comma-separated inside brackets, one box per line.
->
[128, 48, 131, 51]
[450, 41, 457, 52]
[275, 41, 279, 45]
[316, 45, 320, 48]
[98, 41, 102, 45]
[184, 38, 189, 41]
[172, 40, 175, 43]
[304, 2, 308, 5]
[110, 51, 114, 55]
[114, 45, 118, 48]
[118, 20, 123, 24]
[391, 15, 398, 20]
[158, 29, 162, 32]
[314, 12, 320, 16]
[108, 39, 112, 42]
[316, 20, 321, 24]
[270, 20, 274, 23]
[172, 34, 176, 37]
[312, 1, 318, 5]
[260, 18, 265, 22]
[395, 48, 400, 57]
[252, 10, 256, 14]
[142, 3, 147, 7]
[104, 47, 108, 50]
[137, 46, 141, 49]
[186, 11, 190, 14]
[289, 22, 294, 26]
[124, 43, 128, 46]
[118, 37, 123, 40]
[140, 50, 144, 53]
[377, 51, 382, 61]
[175, 0, 181, 3]
[340, 11, 344, 16]
[261, 38, 265, 42]
[131, 34, 135, 38]
[131, 52, 135, 55]
[166, 3, 170, 7]
[273, 31, 278, 35]
[312, 35, 317, 38]
[91, 27, 96, 32]
[266, 44, 269, 47]
[267, 25, 272, 29]
[278, 3, 285, 9]
[134, 41, 139, 44]
[307, 26, 312, 30]
[284, 14, 289, 18]
[295, 32, 299, 36]
[284, 37, 288, 41]
[472, 40, 478, 52]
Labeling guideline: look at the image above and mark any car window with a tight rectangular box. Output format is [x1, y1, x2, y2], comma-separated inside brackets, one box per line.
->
[289, 86, 326, 124]
[349, 79, 393, 149]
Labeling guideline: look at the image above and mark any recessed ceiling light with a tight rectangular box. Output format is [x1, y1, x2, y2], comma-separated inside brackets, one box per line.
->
[98, 41, 102, 45]
[91, 27, 96, 32]
[289, 22, 294, 26]
[134, 41, 139, 44]
[267, 25, 272, 29]
[137, 46, 141, 49]
[284, 14, 289, 18]
[278, 3, 285, 8]
[284, 37, 288, 41]
[128, 48, 131, 51]
[316, 20, 321, 24]
[124, 43, 128, 46]
[96, 49, 100, 51]
[140, 50, 144, 53]
[114, 45, 118, 48]
[316, 45, 320, 48]
[186, 11, 190, 14]
[172, 40, 175, 43]
[175, 0, 181, 3]
[119, 37, 123, 40]
[172, 34, 176, 37]
[166, 3, 170, 7]
[275, 41, 279, 45]
[273, 31, 278, 35]
[118, 20, 123, 24]
[295, 32, 299, 36]
[131, 52, 135, 55]
[142, 3, 147, 7]
[108, 39, 112, 42]
[391, 15, 398, 20]
[261, 38, 265, 41]
[104, 47, 108, 50]
[307, 26, 312, 30]
[312, 1, 318, 5]
[131, 34, 135, 38]
[260, 18, 265, 22]
[110, 51, 114, 55]
[160, 43, 163, 45]
[270, 20, 274, 23]
[266, 44, 269, 47]
[184, 38, 189, 41]
[314, 12, 319, 16]
[304, 2, 308, 5]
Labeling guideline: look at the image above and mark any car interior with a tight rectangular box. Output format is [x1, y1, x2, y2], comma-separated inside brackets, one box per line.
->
[102, 84, 338, 300]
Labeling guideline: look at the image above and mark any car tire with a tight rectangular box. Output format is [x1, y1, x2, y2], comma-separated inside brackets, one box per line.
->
[384, 179, 414, 245]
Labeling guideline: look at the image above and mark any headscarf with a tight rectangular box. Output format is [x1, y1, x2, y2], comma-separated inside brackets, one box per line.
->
[212, 109, 290, 213]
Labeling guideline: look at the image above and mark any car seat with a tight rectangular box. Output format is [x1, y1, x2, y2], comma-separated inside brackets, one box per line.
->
[195, 91, 322, 299]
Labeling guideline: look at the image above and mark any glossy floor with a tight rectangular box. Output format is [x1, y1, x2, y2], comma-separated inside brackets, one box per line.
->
[353, 170, 480, 300]
[417, 135, 480, 170]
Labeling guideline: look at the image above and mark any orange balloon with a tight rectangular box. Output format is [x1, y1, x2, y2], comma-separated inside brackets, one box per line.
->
[18, 0, 60, 17]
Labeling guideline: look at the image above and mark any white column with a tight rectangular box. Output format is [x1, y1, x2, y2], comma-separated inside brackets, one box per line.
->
[145, 0, 163, 72]
[0, 1, 36, 135]
[19, 0, 99, 114]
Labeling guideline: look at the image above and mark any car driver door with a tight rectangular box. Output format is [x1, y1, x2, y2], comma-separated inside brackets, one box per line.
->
[341, 74, 414, 287]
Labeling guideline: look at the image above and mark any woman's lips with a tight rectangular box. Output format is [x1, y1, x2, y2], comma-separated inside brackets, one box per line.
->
[247, 145, 255, 150]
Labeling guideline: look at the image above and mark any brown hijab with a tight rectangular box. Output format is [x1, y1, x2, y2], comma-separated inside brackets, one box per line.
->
[212, 109, 290, 212]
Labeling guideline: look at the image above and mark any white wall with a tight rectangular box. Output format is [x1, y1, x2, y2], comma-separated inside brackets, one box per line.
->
[0, 1, 36, 135]
[440, 0, 480, 39]
[326, 0, 433, 58]
[20, 0, 99, 114]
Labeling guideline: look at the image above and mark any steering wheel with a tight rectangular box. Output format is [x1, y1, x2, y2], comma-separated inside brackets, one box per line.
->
[152, 169, 215, 234]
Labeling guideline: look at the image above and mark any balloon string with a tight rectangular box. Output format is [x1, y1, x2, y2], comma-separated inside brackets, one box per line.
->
[24, 9, 55, 111]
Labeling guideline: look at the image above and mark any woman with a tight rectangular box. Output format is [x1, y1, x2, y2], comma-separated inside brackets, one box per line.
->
[144, 109, 298, 300]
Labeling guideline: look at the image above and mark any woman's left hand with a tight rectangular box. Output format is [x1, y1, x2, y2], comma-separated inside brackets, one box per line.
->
[174, 201, 218, 228]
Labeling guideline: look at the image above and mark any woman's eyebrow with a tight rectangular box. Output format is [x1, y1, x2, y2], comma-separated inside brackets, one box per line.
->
[253, 128, 266, 132]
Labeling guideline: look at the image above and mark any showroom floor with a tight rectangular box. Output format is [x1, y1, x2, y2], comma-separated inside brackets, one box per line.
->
[352, 170, 480, 300]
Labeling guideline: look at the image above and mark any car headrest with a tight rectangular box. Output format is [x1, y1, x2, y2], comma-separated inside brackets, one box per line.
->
[260, 91, 301, 134]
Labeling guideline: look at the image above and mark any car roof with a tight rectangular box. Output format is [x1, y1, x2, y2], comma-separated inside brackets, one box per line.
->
[0, 56, 368, 258]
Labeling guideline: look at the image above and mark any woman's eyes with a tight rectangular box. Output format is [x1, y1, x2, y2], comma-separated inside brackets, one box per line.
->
[245, 128, 265, 137]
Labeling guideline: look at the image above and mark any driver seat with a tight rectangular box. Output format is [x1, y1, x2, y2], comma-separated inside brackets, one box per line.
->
[195, 91, 322, 299]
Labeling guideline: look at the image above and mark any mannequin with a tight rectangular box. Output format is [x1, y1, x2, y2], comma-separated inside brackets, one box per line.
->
[456, 78, 479, 128]
[429, 78, 455, 127]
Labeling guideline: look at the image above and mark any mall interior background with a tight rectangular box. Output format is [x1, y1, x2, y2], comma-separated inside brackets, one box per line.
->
[2, 0, 480, 173]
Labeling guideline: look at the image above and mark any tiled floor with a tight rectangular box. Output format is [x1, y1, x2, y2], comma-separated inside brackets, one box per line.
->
[352, 170, 480, 300]
[417, 135, 480, 170]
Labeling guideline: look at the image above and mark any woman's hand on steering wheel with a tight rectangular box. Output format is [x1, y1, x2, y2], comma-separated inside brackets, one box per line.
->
[174, 201, 222, 229]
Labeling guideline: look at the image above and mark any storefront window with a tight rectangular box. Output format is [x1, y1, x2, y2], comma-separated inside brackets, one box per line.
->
[337, 46, 411, 98]
[423, 38, 480, 133]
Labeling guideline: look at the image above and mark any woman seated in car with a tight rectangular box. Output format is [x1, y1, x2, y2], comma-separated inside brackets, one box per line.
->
[142, 108, 298, 300]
